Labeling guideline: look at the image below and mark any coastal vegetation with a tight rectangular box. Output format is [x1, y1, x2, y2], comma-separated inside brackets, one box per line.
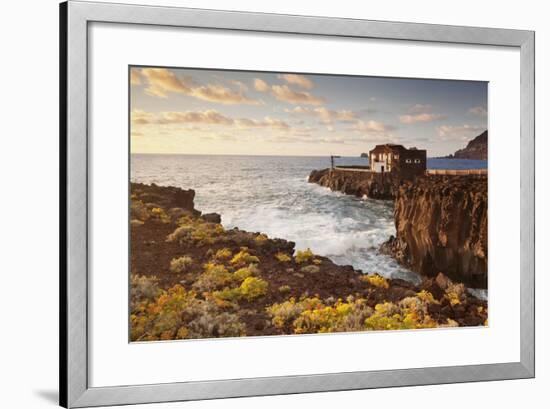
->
[130, 182, 488, 341]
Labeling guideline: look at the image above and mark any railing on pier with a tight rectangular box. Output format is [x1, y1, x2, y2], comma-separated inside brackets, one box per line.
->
[426, 169, 487, 176]
[333, 166, 372, 173]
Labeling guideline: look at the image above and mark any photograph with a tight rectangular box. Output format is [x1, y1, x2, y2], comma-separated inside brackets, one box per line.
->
[129, 66, 489, 341]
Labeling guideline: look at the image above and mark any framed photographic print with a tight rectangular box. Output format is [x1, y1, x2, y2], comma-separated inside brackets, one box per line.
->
[60, 1, 535, 407]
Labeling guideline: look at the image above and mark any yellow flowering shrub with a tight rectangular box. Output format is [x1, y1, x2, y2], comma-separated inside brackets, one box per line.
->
[131, 284, 246, 341]
[267, 296, 372, 334]
[212, 276, 268, 303]
[364, 298, 437, 331]
[275, 252, 292, 262]
[294, 248, 315, 264]
[445, 282, 465, 306]
[239, 277, 268, 301]
[214, 248, 232, 261]
[192, 263, 234, 292]
[254, 233, 269, 245]
[150, 207, 170, 223]
[416, 290, 439, 304]
[361, 274, 389, 289]
[233, 264, 259, 282]
[230, 248, 260, 266]
[166, 217, 225, 245]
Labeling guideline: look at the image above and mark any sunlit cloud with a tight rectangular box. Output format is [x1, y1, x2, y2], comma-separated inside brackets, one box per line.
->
[254, 78, 325, 105]
[469, 106, 488, 117]
[277, 74, 314, 89]
[437, 124, 485, 140]
[399, 113, 445, 124]
[130, 68, 142, 86]
[352, 120, 395, 136]
[285, 106, 357, 124]
[131, 109, 290, 130]
[399, 104, 445, 123]
[138, 68, 260, 105]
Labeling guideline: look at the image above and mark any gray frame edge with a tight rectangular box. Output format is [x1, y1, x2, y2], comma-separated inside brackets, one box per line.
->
[61, 1, 535, 407]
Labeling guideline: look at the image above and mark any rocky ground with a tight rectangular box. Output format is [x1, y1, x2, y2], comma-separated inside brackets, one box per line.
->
[130, 182, 487, 341]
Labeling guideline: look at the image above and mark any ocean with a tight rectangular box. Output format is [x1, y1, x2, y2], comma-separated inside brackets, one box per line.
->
[131, 154, 488, 292]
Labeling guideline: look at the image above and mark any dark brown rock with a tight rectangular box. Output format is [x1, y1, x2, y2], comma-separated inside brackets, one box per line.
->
[382, 176, 488, 288]
[201, 213, 222, 223]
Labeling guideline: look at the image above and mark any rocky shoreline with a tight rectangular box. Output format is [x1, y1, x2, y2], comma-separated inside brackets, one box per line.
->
[130, 182, 487, 341]
[308, 169, 488, 289]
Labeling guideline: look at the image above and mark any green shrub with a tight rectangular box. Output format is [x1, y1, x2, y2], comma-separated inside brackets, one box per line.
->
[130, 284, 246, 341]
[192, 263, 234, 292]
[294, 248, 315, 264]
[130, 274, 161, 311]
[169, 256, 193, 273]
[233, 264, 259, 282]
[300, 265, 320, 274]
[278, 285, 291, 294]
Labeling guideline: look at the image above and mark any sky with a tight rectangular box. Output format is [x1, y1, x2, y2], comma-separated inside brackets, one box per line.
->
[130, 66, 488, 157]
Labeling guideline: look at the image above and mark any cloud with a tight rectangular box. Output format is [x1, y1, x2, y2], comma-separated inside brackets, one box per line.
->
[437, 124, 485, 140]
[408, 104, 433, 114]
[254, 78, 325, 105]
[399, 104, 445, 123]
[131, 109, 290, 130]
[130, 68, 142, 86]
[138, 68, 260, 105]
[469, 106, 488, 117]
[189, 84, 260, 105]
[277, 74, 314, 89]
[253, 78, 270, 92]
[352, 120, 395, 136]
[399, 113, 445, 124]
[285, 106, 357, 124]
[270, 85, 325, 105]
[141, 68, 194, 98]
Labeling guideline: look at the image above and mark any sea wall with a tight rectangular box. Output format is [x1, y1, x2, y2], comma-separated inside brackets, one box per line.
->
[381, 175, 488, 288]
[308, 168, 400, 200]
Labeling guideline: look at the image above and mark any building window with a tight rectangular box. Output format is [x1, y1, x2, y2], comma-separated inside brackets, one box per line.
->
[414, 159, 421, 164]
[394, 154, 399, 160]
[405, 159, 412, 164]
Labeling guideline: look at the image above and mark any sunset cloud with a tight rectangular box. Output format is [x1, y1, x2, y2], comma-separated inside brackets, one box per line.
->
[130, 68, 142, 86]
[277, 74, 314, 89]
[285, 106, 357, 124]
[469, 106, 488, 117]
[399, 104, 445, 123]
[254, 78, 325, 105]
[437, 124, 485, 139]
[270, 85, 325, 105]
[138, 68, 260, 105]
[399, 113, 445, 124]
[131, 109, 290, 130]
[352, 120, 395, 136]
[253, 78, 270, 92]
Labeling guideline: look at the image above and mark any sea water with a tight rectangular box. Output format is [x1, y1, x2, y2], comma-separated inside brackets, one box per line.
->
[131, 154, 488, 294]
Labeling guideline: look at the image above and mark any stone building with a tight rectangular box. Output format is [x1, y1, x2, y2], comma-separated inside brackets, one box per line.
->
[369, 144, 426, 178]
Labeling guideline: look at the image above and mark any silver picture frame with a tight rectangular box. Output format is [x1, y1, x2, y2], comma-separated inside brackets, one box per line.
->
[60, 1, 535, 407]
